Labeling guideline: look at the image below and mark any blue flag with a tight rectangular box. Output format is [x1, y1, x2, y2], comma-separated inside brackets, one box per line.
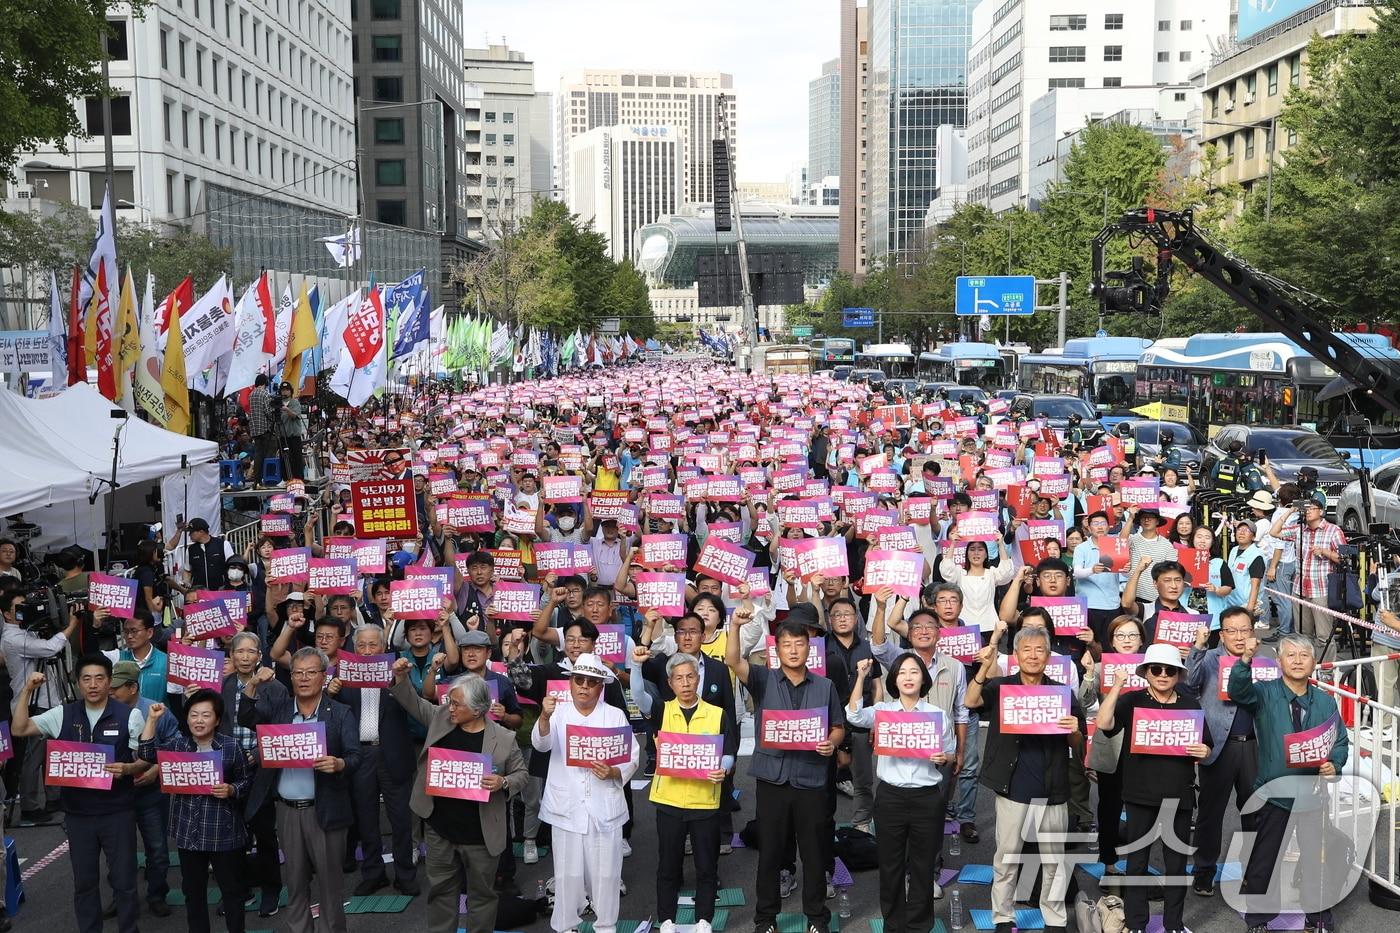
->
[387, 269, 427, 360]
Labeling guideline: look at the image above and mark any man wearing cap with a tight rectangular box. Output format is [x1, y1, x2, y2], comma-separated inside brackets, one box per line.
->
[1098, 643, 1211, 933]
[1209, 440, 1248, 495]
[110, 659, 178, 917]
[725, 605, 845, 933]
[331, 625, 420, 896]
[175, 518, 234, 592]
[1120, 504, 1179, 606]
[533, 653, 641, 933]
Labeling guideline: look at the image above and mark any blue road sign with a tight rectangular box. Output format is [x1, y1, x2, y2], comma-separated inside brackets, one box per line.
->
[843, 307, 875, 328]
[955, 276, 1037, 316]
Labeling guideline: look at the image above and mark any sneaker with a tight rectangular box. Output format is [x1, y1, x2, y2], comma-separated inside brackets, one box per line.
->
[1247, 926, 1270, 933]
[620, 880, 627, 897]
[353, 876, 388, 897]
[852, 821, 872, 834]
[720, 842, 733, 855]
[1192, 875, 1216, 897]
[754, 924, 778, 933]
[259, 891, 280, 917]
[622, 838, 632, 857]
[960, 822, 980, 844]
[661, 921, 678, 933]
[994, 925, 1015, 933]
[933, 880, 944, 900]
[807, 924, 825, 933]
[779, 869, 798, 899]
[685, 837, 693, 855]
[523, 840, 539, 864]
[696, 921, 713, 933]
[18, 810, 51, 825]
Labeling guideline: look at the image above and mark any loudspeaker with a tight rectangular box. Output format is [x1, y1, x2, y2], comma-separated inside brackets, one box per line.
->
[712, 139, 732, 232]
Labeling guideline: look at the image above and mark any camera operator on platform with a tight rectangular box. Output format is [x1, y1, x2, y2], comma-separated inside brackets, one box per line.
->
[1, 585, 80, 823]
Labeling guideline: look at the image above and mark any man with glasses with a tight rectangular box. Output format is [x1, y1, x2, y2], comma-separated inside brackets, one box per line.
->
[239, 647, 361, 933]
[1097, 643, 1211, 933]
[1185, 605, 1274, 897]
[103, 613, 168, 702]
[533, 653, 640, 933]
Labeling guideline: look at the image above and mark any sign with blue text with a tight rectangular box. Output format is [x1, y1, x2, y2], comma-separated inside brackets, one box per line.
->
[955, 276, 1036, 317]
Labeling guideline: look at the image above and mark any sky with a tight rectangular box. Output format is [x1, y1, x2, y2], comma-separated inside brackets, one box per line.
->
[468, 0, 834, 182]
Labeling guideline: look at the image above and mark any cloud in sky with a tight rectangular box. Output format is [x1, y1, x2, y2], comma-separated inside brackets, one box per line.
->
[466, 0, 836, 182]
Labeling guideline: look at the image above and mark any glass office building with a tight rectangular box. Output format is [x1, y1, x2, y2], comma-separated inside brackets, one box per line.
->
[867, 0, 973, 267]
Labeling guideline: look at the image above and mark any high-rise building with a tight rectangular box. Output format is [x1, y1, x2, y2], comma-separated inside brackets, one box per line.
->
[530, 91, 556, 199]
[352, 0, 475, 293]
[965, 0, 1230, 213]
[866, 0, 974, 266]
[556, 69, 736, 209]
[567, 125, 685, 263]
[839, 0, 871, 276]
[809, 59, 842, 188]
[463, 44, 538, 240]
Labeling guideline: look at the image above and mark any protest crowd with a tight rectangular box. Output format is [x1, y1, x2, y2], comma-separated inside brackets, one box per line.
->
[0, 357, 1382, 933]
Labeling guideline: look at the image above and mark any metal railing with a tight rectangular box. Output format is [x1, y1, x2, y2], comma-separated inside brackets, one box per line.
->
[1211, 0, 1374, 68]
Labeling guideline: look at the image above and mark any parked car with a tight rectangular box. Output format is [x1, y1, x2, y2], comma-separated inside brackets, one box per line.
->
[916, 383, 989, 406]
[1008, 394, 1104, 437]
[1335, 459, 1400, 534]
[881, 378, 920, 399]
[1200, 425, 1355, 504]
[1125, 420, 1206, 472]
[829, 365, 854, 381]
[849, 368, 886, 388]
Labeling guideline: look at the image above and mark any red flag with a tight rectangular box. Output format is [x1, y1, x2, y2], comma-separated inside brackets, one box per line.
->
[67, 264, 86, 385]
[158, 276, 195, 333]
[93, 262, 116, 400]
[254, 272, 277, 353]
[343, 284, 384, 368]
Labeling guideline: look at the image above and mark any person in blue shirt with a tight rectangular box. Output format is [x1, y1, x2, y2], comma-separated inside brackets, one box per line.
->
[104, 613, 169, 702]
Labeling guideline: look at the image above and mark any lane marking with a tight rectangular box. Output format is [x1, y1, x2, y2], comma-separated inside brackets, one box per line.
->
[21, 840, 68, 881]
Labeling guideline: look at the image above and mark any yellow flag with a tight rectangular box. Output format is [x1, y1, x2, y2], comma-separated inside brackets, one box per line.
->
[281, 282, 318, 394]
[161, 293, 190, 435]
[114, 267, 141, 400]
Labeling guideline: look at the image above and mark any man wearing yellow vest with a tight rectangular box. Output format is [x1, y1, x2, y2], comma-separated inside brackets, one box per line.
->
[629, 649, 737, 933]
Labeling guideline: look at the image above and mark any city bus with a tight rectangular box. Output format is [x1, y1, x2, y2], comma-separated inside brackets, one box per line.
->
[749, 344, 814, 375]
[1134, 332, 1400, 466]
[916, 342, 1011, 390]
[1018, 336, 1153, 416]
[854, 343, 917, 379]
[811, 337, 856, 369]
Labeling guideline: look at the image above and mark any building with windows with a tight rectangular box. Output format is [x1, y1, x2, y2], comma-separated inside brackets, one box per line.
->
[809, 59, 842, 192]
[1202, 1, 1376, 196]
[567, 125, 685, 263]
[965, 0, 1229, 213]
[838, 0, 872, 276]
[530, 91, 555, 201]
[463, 43, 541, 241]
[866, 0, 975, 266]
[555, 69, 736, 209]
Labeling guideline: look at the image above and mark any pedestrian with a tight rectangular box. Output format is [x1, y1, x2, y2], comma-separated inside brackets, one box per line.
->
[532, 653, 640, 933]
[249, 374, 278, 486]
[390, 663, 528, 933]
[1293, 500, 1345, 661]
[136, 691, 252, 933]
[845, 653, 954, 933]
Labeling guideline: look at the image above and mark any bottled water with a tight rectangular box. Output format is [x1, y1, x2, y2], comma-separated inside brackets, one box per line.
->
[949, 888, 963, 931]
[837, 888, 852, 919]
[950, 830, 961, 857]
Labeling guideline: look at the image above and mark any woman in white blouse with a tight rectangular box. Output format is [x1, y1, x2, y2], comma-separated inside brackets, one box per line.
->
[938, 532, 1018, 632]
[846, 653, 955, 933]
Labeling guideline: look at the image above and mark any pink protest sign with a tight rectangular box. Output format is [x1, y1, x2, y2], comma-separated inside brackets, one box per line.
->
[655, 732, 723, 779]
[594, 624, 627, 663]
[999, 684, 1072, 735]
[1120, 478, 1161, 507]
[167, 642, 224, 690]
[862, 549, 924, 600]
[1218, 656, 1281, 700]
[1031, 596, 1089, 636]
[955, 511, 1000, 542]
[545, 679, 572, 703]
[1100, 653, 1148, 694]
[405, 566, 453, 597]
[427, 473, 456, 497]
[1154, 610, 1208, 648]
[268, 492, 297, 513]
[391, 580, 444, 620]
[793, 536, 849, 582]
[198, 590, 249, 629]
[694, 537, 756, 587]
[426, 747, 493, 801]
[905, 496, 936, 523]
[326, 537, 388, 575]
[639, 534, 688, 569]
[158, 750, 223, 794]
[648, 493, 685, 520]
[937, 626, 982, 661]
[1284, 713, 1340, 768]
[542, 474, 583, 504]
[745, 567, 772, 598]
[490, 581, 542, 621]
[260, 513, 293, 537]
[634, 573, 687, 617]
[565, 725, 633, 767]
[88, 572, 139, 619]
[267, 547, 311, 584]
[706, 521, 743, 543]
[778, 499, 822, 529]
[446, 494, 495, 532]
[256, 722, 327, 768]
[872, 709, 945, 758]
[873, 525, 920, 553]
[182, 600, 236, 641]
[45, 740, 114, 789]
[0, 722, 14, 763]
[765, 635, 827, 676]
[533, 542, 577, 575]
[1128, 708, 1204, 757]
[337, 653, 395, 687]
[706, 475, 744, 502]
[759, 708, 829, 751]
[307, 558, 358, 595]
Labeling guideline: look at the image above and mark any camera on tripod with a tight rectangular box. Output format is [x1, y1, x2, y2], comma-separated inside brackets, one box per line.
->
[16, 585, 69, 639]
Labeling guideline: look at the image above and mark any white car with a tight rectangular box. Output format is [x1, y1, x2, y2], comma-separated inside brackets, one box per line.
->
[1335, 459, 1400, 534]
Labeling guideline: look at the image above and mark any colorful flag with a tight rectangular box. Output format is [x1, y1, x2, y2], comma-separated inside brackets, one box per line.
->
[224, 273, 273, 395]
[132, 271, 168, 424]
[48, 270, 68, 387]
[281, 282, 318, 392]
[114, 266, 140, 404]
[343, 279, 385, 368]
[162, 288, 190, 434]
[67, 264, 86, 385]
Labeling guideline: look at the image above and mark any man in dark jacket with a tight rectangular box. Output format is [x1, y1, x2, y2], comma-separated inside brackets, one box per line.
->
[965, 626, 1085, 933]
[239, 647, 361, 933]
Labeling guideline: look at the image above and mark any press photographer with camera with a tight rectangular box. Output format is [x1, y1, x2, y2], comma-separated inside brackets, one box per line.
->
[0, 584, 80, 823]
[249, 374, 279, 488]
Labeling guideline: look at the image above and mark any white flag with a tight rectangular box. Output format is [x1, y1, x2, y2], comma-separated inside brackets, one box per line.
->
[47, 270, 68, 387]
[181, 276, 236, 390]
[270, 283, 295, 373]
[329, 327, 385, 407]
[224, 275, 274, 395]
[319, 226, 360, 269]
[132, 272, 169, 424]
[317, 289, 359, 375]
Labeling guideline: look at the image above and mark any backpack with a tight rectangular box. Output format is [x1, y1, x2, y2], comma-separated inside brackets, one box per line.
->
[833, 826, 879, 871]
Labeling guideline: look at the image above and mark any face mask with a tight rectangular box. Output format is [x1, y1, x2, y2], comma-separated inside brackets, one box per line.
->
[227, 569, 246, 584]
[558, 517, 576, 532]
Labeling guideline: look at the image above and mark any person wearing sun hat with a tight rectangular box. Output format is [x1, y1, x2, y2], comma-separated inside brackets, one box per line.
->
[532, 653, 640, 933]
[1097, 642, 1212, 933]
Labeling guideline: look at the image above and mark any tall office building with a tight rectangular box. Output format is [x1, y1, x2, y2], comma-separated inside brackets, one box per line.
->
[463, 43, 538, 240]
[567, 125, 685, 263]
[866, 0, 974, 266]
[838, 0, 871, 276]
[556, 69, 736, 209]
[530, 91, 556, 199]
[965, 0, 1230, 213]
[809, 59, 841, 187]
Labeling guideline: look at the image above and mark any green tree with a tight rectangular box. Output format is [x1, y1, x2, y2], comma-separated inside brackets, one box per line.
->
[0, 1, 147, 181]
[116, 221, 231, 297]
[602, 261, 655, 339]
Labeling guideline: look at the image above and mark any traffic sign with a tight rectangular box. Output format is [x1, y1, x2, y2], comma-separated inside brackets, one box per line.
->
[791, 326, 813, 338]
[955, 276, 1036, 316]
[843, 307, 875, 328]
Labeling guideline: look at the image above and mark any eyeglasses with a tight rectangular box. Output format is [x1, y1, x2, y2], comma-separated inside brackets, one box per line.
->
[121, 628, 148, 637]
[911, 621, 939, 631]
[1221, 627, 1253, 636]
[564, 636, 591, 646]
[1111, 632, 1139, 642]
[570, 676, 604, 688]
[291, 669, 326, 679]
[1145, 665, 1178, 677]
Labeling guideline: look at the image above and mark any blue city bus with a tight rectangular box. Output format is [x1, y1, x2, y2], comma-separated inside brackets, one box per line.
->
[916, 342, 1011, 390]
[1017, 336, 1153, 417]
[1134, 332, 1400, 467]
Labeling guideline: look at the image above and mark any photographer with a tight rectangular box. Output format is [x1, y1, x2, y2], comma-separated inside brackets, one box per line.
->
[249, 374, 278, 487]
[1, 586, 80, 823]
[55, 550, 116, 653]
[279, 382, 307, 481]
